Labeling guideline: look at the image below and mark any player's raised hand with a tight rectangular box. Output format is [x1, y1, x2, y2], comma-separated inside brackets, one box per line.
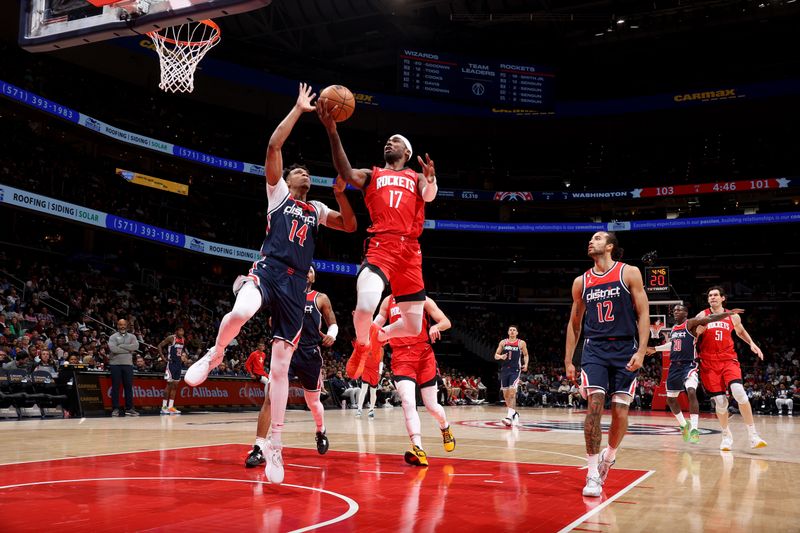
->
[417, 153, 436, 183]
[332, 175, 347, 194]
[315, 101, 338, 131]
[429, 325, 441, 343]
[296, 82, 316, 112]
[626, 349, 646, 372]
[751, 342, 764, 360]
[565, 362, 576, 381]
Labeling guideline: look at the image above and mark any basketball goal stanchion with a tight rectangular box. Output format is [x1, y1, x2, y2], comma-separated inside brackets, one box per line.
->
[147, 19, 221, 93]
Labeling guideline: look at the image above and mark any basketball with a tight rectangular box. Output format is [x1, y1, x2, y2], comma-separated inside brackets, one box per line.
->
[318, 85, 355, 122]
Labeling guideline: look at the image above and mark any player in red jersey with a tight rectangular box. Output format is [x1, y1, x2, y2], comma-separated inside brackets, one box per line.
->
[695, 286, 766, 450]
[373, 295, 455, 466]
[243, 342, 270, 467]
[317, 106, 437, 380]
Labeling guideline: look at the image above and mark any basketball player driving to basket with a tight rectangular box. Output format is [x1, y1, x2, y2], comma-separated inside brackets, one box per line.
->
[316, 104, 438, 381]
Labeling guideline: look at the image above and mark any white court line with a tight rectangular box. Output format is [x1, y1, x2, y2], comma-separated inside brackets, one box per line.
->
[483, 480, 504, 484]
[455, 443, 586, 463]
[447, 473, 492, 477]
[557, 470, 655, 533]
[358, 470, 403, 475]
[528, 471, 561, 475]
[288, 463, 322, 470]
[0, 476, 358, 533]
[0, 442, 242, 467]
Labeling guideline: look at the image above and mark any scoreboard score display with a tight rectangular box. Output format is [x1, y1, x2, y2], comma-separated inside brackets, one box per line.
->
[398, 49, 555, 109]
[645, 266, 670, 293]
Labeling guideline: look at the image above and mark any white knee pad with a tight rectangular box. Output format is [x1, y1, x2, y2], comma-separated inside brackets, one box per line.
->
[666, 390, 681, 398]
[355, 268, 385, 311]
[611, 394, 632, 406]
[714, 395, 729, 414]
[730, 382, 748, 403]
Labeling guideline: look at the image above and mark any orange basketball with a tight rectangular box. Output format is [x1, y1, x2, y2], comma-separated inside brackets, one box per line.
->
[319, 85, 355, 122]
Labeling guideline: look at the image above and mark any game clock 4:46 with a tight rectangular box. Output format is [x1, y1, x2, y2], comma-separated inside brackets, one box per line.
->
[645, 266, 670, 293]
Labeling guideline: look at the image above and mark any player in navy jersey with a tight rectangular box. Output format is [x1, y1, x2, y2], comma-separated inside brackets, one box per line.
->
[494, 326, 528, 426]
[158, 327, 184, 415]
[565, 232, 650, 498]
[184, 83, 356, 484]
[245, 266, 337, 468]
[649, 304, 745, 444]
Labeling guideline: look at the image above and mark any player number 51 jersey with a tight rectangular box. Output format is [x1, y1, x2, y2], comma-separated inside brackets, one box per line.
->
[365, 166, 425, 239]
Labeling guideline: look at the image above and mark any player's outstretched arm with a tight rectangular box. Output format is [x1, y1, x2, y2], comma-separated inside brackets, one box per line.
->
[416, 153, 437, 202]
[564, 276, 585, 380]
[322, 176, 357, 232]
[732, 314, 764, 360]
[624, 265, 650, 371]
[316, 104, 370, 189]
[265, 82, 316, 187]
[686, 309, 745, 334]
[317, 293, 338, 348]
[424, 297, 451, 343]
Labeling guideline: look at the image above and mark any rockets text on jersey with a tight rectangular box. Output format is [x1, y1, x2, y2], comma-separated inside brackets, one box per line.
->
[668, 322, 696, 363]
[581, 261, 638, 339]
[387, 295, 429, 347]
[365, 166, 425, 239]
[698, 308, 737, 361]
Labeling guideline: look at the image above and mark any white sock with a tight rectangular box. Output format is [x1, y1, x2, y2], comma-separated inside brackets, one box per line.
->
[162, 400, 167, 408]
[690, 414, 699, 430]
[746, 424, 757, 437]
[605, 446, 617, 462]
[587, 454, 599, 478]
[674, 411, 687, 427]
[168, 399, 174, 408]
[369, 387, 377, 410]
[357, 383, 369, 410]
[398, 380, 422, 448]
[255, 437, 267, 451]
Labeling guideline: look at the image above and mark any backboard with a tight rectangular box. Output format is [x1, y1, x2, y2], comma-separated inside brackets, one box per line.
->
[19, 0, 271, 52]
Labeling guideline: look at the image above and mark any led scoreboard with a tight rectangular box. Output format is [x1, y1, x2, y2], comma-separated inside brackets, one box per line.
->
[398, 49, 555, 109]
[645, 266, 670, 293]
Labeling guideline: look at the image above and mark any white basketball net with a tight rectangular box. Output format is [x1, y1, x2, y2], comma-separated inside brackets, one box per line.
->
[148, 19, 220, 93]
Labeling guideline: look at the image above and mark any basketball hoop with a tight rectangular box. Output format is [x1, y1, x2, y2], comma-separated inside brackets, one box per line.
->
[147, 19, 220, 93]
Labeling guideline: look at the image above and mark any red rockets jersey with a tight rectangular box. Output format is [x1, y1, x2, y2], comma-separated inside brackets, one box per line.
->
[387, 295, 429, 348]
[364, 166, 425, 239]
[697, 308, 737, 361]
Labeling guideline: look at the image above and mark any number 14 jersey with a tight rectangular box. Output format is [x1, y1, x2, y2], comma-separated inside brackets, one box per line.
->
[581, 261, 637, 339]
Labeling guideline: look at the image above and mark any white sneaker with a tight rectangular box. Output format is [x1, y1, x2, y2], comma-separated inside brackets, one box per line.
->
[720, 432, 734, 451]
[184, 348, 222, 386]
[355, 409, 362, 417]
[750, 434, 767, 449]
[512, 411, 520, 426]
[265, 442, 284, 484]
[160, 407, 170, 415]
[598, 448, 615, 482]
[582, 475, 603, 497]
[368, 409, 375, 418]
[502, 417, 512, 427]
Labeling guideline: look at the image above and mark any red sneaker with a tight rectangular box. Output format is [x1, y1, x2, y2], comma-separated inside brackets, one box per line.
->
[369, 323, 385, 363]
[346, 341, 369, 379]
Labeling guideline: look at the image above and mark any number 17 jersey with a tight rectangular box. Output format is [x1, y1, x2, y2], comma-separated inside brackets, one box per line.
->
[581, 261, 637, 339]
[364, 166, 425, 239]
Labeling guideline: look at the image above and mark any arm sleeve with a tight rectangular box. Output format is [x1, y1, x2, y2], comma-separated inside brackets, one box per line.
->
[267, 178, 290, 213]
[309, 200, 330, 227]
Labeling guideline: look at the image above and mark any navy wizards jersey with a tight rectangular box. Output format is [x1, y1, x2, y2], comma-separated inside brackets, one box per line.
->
[500, 339, 522, 371]
[263, 179, 329, 272]
[299, 290, 323, 349]
[168, 337, 184, 363]
[582, 261, 637, 339]
[668, 322, 696, 363]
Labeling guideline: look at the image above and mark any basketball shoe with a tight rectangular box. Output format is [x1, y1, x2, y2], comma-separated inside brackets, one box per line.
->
[689, 428, 700, 444]
[265, 441, 284, 484]
[719, 430, 734, 451]
[582, 475, 603, 497]
[680, 422, 691, 442]
[245, 445, 265, 468]
[185, 348, 222, 386]
[404, 445, 429, 467]
[441, 425, 456, 452]
[369, 323, 384, 363]
[160, 407, 170, 415]
[502, 416, 512, 427]
[512, 411, 520, 426]
[750, 434, 767, 449]
[346, 342, 369, 379]
[316, 430, 329, 455]
[598, 448, 615, 482]
[368, 409, 375, 419]
[168, 407, 181, 415]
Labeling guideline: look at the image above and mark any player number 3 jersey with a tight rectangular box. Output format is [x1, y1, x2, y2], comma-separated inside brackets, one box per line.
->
[582, 261, 637, 339]
[365, 166, 425, 239]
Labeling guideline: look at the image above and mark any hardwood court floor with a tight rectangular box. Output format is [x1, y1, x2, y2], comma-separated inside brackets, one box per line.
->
[1, 406, 797, 532]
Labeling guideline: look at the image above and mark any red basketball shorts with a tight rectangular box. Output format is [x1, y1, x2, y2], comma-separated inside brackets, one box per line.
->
[391, 343, 438, 388]
[363, 235, 425, 300]
[699, 358, 742, 395]
[362, 356, 381, 388]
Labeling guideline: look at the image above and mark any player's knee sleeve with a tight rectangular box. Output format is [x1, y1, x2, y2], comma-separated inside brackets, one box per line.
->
[611, 394, 632, 406]
[714, 395, 729, 414]
[355, 269, 384, 312]
[684, 374, 699, 390]
[666, 390, 681, 398]
[730, 383, 748, 403]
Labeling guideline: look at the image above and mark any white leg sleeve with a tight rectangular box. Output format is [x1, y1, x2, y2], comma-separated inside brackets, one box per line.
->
[354, 268, 385, 344]
[730, 382, 748, 403]
[421, 385, 448, 429]
[397, 380, 422, 447]
[714, 395, 729, 415]
[214, 281, 262, 352]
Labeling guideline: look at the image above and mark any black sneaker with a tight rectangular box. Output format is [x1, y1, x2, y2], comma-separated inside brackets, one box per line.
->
[316, 430, 329, 455]
[125, 409, 140, 417]
[245, 445, 265, 468]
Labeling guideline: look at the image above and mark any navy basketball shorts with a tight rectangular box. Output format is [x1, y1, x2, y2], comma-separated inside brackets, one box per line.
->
[165, 359, 182, 382]
[500, 367, 521, 389]
[666, 360, 699, 393]
[580, 338, 638, 397]
[289, 345, 323, 392]
[249, 260, 307, 346]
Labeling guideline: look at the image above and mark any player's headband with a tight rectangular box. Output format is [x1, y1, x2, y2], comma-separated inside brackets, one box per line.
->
[391, 134, 413, 159]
